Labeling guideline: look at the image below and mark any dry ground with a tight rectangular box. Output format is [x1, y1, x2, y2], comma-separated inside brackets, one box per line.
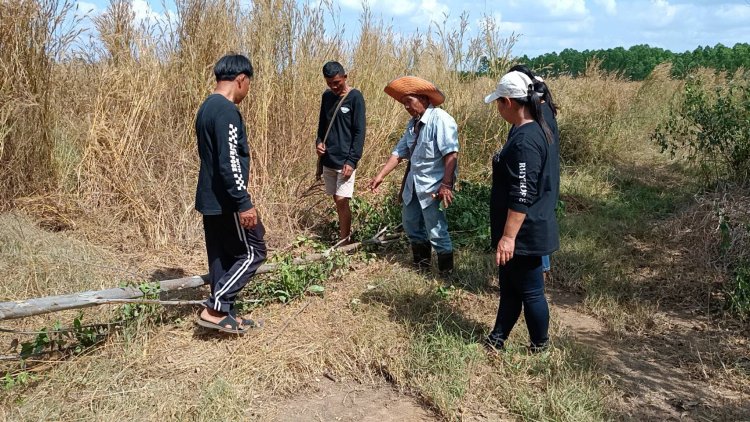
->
[1, 233, 748, 421]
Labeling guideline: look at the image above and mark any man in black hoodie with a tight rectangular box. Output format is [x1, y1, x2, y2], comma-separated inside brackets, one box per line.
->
[194, 54, 267, 334]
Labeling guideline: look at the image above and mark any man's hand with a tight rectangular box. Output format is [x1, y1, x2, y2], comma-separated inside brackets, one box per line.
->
[436, 184, 454, 208]
[496, 235, 515, 266]
[239, 207, 257, 229]
[369, 175, 384, 193]
[342, 164, 354, 179]
[316, 142, 326, 157]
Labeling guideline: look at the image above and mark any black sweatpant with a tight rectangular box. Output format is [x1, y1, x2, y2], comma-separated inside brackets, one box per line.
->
[203, 212, 267, 313]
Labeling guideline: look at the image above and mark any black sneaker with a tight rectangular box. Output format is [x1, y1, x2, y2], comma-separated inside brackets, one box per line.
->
[529, 342, 549, 354]
[484, 335, 505, 353]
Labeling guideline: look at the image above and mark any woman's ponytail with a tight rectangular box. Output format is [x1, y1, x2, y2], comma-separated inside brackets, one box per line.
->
[527, 86, 554, 145]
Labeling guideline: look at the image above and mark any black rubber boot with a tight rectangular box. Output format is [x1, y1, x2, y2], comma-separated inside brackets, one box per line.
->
[437, 252, 454, 274]
[411, 242, 432, 270]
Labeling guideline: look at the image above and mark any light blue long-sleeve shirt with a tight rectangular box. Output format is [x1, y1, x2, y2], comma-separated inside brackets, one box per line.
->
[392, 106, 459, 209]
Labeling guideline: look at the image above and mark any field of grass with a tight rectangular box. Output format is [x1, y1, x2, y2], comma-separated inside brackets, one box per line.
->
[1, 1, 749, 421]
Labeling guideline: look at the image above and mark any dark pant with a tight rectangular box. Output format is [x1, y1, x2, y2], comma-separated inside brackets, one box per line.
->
[489, 255, 549, 347]
[203, 213, 267, 313]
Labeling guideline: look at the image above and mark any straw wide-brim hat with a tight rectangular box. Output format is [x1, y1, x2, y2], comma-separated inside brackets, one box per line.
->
[384, 76, 445, 106]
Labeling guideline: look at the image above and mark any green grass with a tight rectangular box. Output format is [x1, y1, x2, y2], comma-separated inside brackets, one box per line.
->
[487, 339, 608, 421]
[360, 253, 615, 420]
[554, 162, 697, 331]
[407, 319, 482, 410]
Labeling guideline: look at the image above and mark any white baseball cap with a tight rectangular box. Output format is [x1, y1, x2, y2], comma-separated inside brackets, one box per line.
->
[483, 71, 534, 103]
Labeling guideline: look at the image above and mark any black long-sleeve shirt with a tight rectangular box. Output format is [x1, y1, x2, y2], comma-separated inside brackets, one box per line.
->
[316, 88, 366, 169]
[195, 94, 253, 215]
[490, 118, 560, 256]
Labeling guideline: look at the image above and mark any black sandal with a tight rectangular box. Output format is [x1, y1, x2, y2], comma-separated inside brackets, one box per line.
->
[197, 314, 249, 334]
[229, 310, 264, 329]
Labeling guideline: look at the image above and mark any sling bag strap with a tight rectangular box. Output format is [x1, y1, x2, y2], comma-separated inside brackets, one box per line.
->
[316, 89, 352, 180]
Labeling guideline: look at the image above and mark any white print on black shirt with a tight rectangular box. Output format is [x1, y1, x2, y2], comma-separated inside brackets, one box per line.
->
[519, 162, 527, 198]
[228, 123, 246, 191]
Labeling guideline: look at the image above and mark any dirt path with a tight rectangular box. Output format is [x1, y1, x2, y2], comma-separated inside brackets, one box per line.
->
[550, 289, 750, 421]
[262, 379, 436, 421]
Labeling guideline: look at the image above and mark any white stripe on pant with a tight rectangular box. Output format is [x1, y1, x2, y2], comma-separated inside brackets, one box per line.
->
[212, 213, 256, 311]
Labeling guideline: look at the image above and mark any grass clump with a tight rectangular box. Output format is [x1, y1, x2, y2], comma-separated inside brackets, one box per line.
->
[407, 320, 482, 411]
[487, 341, 610, 422]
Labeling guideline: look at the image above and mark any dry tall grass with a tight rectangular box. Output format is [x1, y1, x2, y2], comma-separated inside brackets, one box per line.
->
[0, 0, 512, 254]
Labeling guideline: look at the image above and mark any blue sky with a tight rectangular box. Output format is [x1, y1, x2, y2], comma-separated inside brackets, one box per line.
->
[77, 0, 750, 57]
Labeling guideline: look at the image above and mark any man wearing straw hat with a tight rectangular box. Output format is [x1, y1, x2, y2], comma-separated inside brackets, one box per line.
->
[369, 76, 459, 274]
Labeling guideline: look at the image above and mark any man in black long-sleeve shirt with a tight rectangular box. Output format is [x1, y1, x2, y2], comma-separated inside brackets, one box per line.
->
[315, 61, 366, 243]
[194, 54, 267, 334]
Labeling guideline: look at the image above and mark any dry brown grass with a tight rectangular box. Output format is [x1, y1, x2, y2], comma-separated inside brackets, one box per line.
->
[0, 243, 612, 421]
[0, 0, 513, 257]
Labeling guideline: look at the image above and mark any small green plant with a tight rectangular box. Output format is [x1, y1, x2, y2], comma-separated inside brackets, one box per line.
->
[71, 316, 102, 352]
[436, 284, 456, 299]
[16, 313, 107, 359]
[349, 194, 401, 240]
[728, 262, 750, 319]
[118, 281, 163, 342]
[250, 252, 349, 303]
[119, 281, 161, 321]
[19, 329, 51, 359]
[3, 371, 35, 390]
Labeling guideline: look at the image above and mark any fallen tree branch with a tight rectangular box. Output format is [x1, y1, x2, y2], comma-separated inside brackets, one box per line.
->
[0, 232, 398, 321]
[86, 298, 264, 306]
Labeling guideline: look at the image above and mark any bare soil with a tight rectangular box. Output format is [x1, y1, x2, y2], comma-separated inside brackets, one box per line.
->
[258, 378, 436, 421]
[551, 288, 750, 421]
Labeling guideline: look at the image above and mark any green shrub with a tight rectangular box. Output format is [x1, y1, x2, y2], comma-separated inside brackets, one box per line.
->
[250, 251, 349, 304]
[653, 74, 750, 186]
[728, 262, 750, 319]
[350, 194, 401, 240]
[447, 180, 491, 249]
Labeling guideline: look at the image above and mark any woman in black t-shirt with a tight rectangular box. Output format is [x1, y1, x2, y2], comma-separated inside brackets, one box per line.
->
[483, 70, 561, 352]
[508, 65, 560, 277]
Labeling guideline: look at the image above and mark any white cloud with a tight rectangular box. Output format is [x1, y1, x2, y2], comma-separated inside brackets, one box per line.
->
[645, 0, 678, 27]
[564, 15, 594, 33]
[502, 20, 524, 33]
[594, 0, 617, 15]
[339, 0, 418, 15]
[539, 0, 588, 17]
[486, 13, 523, 34]
[132, 0, 167, 23]
[339, 0, 365, 11]
[409, 0, 449, 24]
[714, 4, 750, 26]
[384, 0, 419, 15]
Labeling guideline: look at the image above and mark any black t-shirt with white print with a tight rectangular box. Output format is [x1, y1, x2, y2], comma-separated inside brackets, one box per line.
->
[490, 119, 560, 256]
[195, 94, 253, 215]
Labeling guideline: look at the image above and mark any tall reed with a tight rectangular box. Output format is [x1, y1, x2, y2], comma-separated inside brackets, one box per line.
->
[0, 0, 561, 251]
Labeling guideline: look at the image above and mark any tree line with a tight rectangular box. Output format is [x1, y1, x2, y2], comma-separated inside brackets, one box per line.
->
[480, 43, 750, 80]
